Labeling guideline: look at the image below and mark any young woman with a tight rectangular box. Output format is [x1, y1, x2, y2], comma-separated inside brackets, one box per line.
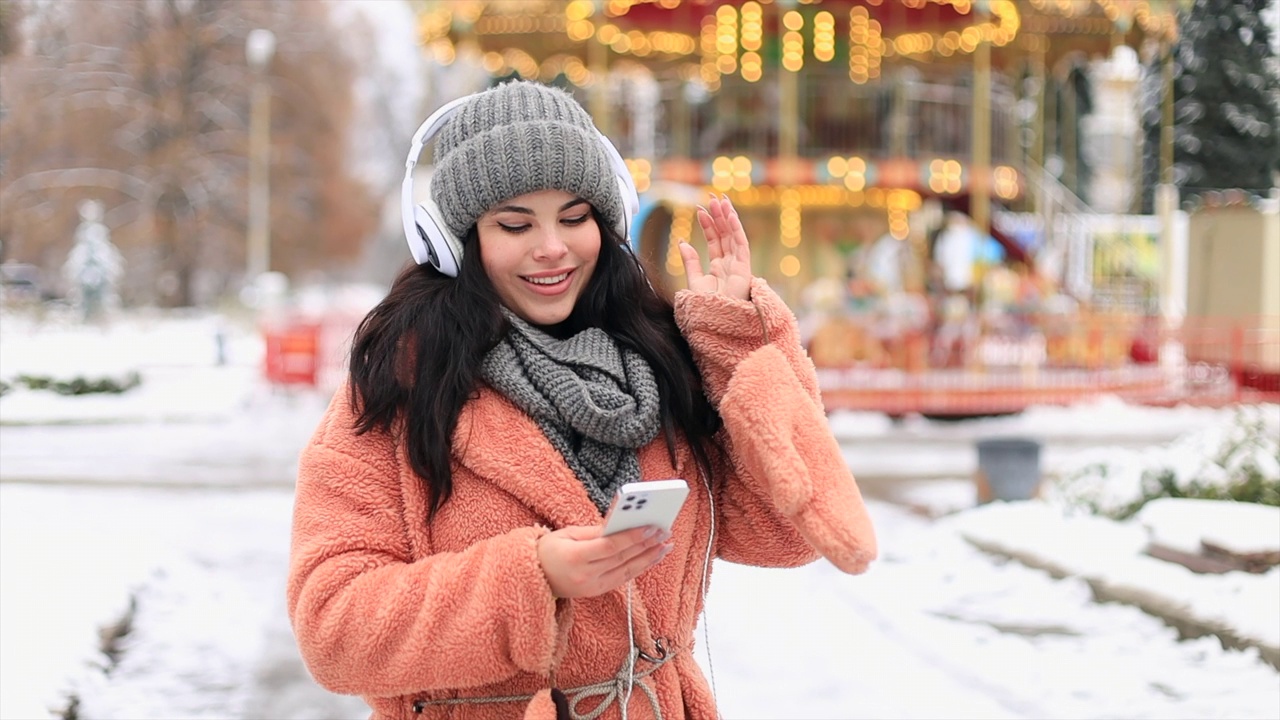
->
[287, 80, 876, 720]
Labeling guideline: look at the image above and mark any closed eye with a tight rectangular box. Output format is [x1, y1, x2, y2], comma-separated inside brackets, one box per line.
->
[496, 222, 531, 234]
[561, 214, 590, 226]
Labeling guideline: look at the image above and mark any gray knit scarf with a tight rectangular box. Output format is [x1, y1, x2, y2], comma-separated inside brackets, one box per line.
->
[480, 311, 662, 515]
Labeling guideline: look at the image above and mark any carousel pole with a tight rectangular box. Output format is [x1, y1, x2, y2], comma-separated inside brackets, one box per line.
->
[1030, 34, 1047, 214]
[1063, 70, 1078, 193]
[779, 0, 801, 293]
[589, 1, 610, 136]
[1156, 36, 1183, 324]
[971, 3, 991, 234]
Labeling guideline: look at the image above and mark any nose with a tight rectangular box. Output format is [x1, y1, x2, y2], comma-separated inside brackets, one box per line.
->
[531, 226, 569, 261]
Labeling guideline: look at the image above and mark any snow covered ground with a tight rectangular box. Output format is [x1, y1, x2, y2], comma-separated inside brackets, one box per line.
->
[1, 308, 1277, 719]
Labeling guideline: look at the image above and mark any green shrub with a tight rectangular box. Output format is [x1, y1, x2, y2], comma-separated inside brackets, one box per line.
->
[6, 371, 142, 396]
[1053, 408, 1280, 520]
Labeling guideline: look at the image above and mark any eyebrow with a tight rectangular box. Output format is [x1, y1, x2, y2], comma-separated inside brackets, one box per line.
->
[490, 198, 589, 215]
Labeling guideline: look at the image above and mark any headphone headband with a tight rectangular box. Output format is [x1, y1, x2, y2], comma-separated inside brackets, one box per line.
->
[401, 87, 640, 277]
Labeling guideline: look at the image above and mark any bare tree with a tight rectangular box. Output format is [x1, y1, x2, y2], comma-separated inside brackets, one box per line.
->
[0, 0, 379, 306]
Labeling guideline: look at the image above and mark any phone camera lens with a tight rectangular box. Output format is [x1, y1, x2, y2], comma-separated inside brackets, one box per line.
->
[622, 504, 633, 511]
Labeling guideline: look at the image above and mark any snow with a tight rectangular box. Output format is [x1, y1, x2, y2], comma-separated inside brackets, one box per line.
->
[2, 307, 1278, 719]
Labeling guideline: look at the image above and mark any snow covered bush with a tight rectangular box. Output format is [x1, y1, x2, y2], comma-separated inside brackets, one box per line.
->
[1047, 406, 1280, 519]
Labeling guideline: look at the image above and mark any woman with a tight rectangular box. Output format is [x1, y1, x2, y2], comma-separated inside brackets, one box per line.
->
[288, 80, 876, 720]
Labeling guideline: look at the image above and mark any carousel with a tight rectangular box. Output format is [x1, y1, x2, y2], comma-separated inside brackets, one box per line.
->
[409, 0, 1242, 415]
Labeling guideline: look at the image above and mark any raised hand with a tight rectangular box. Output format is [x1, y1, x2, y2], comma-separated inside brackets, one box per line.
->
[679, 194, 754, 302]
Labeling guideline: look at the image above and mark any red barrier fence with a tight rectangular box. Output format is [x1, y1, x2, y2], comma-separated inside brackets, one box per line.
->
[261, 310, 365, 392]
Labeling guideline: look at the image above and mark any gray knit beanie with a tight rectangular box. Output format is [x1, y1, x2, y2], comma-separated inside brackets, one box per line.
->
[429, 80, 625, 241]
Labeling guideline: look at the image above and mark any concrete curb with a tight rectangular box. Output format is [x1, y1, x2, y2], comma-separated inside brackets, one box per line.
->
[963, 535, 1280, 672]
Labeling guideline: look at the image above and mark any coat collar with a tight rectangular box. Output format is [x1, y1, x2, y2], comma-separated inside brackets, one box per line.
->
[452, 386, 605, 530]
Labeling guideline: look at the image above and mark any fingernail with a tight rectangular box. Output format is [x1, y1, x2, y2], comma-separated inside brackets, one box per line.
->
[658, 543, 674, 558]
[696, 204, 708, 214]
[644, 526, 660, 539]
[721, 193, 731, 203]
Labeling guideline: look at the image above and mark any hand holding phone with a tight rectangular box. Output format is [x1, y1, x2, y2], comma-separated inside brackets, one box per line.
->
[602, 479, 690, 537]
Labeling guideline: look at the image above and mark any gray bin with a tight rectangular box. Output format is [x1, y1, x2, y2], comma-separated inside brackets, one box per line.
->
[976, 438, 1042, 502]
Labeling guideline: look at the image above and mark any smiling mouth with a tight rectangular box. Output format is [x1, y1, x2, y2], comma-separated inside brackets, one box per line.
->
[523, 271, 571, 286]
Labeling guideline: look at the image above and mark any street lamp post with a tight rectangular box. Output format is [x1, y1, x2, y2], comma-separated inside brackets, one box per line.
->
[245, 28, 275, 284]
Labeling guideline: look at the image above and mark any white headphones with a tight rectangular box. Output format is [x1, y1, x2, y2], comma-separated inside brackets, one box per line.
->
[401, 90, 641, 277]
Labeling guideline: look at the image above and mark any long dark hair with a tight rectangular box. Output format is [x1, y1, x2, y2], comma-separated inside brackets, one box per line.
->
[348, 210, 723, 518]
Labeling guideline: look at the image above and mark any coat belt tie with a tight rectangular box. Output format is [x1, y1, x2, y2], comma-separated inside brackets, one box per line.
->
[412, 640, 675, 720]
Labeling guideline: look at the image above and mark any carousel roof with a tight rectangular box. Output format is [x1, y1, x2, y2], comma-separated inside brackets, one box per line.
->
[412, 0, 1180, 85]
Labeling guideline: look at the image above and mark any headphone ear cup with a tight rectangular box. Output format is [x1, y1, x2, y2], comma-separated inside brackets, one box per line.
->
[414, 202, 462, 278]
[614, 175, 634, 245]
[404, 205, 431, 266]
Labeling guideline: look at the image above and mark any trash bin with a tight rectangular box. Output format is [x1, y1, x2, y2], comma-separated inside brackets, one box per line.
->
[975, 437, 1042, 502]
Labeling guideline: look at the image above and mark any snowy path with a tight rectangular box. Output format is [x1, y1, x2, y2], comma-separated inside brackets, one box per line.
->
[4, 482, 1275, 720]
[699, 501, 1279, 719]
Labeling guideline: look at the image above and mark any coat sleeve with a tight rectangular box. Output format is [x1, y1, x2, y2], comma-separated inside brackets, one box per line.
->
[675, 278, 877, 575]
[286, 392, 572, 697]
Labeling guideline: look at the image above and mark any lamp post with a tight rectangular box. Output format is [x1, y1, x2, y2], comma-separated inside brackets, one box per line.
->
[245, 28, 275, 283]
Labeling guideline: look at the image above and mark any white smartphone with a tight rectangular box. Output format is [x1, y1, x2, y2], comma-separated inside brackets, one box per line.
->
[601, 479, 690, 537]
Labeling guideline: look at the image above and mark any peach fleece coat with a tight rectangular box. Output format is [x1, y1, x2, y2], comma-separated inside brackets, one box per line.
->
[288, 279, 877, 720]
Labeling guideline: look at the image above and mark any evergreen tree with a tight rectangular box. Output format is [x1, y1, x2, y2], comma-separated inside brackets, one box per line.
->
[1142, 0, 1280, 211]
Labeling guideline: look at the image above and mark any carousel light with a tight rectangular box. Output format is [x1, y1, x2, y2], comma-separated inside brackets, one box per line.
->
[626, 158, 652, 194]
[430, 39, 456, 65]
[741, 2, 763, 52]
[814, 11, 835, 62]
[994, 166, 1019, 200]
[504, 48, 538, 78]
[715, 3, 737, 55]
[700, 17, 716, 54]
[667, 205, 693, 277]
[567, 20, 594, 41]
[741, 51, 763, 82]
[782, 11, 804, 72]
[848, 7, 875, 84]
[889, 208, 910, 239]
[779, 255, 801, 277]
[629, 30, 651, 56]
[712, 156, 733, 192]
[566, 0, 594, 21]
[715, 5, 737, 76]
[928, 159, 963, 195]
[780, 189, 801, 249]
[731, 156, 753, 191]
[418, 7, 452, 43]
